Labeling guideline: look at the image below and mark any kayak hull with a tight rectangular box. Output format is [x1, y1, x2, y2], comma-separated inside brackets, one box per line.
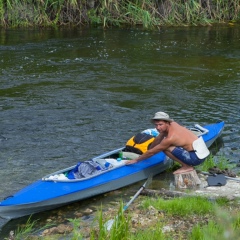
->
[0, 155, 170, 219]
[0, 121, 224, 219]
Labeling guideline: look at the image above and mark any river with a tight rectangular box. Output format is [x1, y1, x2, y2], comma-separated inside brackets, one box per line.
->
[0, 25, 239, 237]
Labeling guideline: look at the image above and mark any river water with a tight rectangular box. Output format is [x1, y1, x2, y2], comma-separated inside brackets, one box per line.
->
[0, 25, 240, 237]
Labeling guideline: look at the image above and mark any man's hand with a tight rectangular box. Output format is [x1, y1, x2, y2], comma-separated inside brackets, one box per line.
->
[125, 159, 138, 165]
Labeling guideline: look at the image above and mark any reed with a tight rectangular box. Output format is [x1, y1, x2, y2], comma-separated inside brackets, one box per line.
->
[157, 0, 213, 26]
[1, 0, 240, 28]
[212, 0, 240, 21]
[123, 0, 159, 28]
[0, 0, 4, 26]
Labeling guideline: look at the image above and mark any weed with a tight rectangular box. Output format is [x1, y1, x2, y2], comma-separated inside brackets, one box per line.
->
[195, 154, 234, 173]
[91, 202, 130, 240]
[68, 218, 83, 240]
[4, 216, 53, 240]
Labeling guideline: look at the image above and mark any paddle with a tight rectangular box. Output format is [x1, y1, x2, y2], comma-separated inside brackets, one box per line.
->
[105, 174, 153, 231]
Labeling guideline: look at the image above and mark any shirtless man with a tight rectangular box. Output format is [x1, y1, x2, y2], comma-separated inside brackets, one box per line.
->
[125, 112, 209, 174]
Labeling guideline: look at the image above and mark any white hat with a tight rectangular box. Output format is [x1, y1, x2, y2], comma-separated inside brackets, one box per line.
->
[151, 112, 173, 123]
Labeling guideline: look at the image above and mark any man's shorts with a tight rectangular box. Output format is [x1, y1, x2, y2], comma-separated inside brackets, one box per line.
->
[171, 147, 206, 166]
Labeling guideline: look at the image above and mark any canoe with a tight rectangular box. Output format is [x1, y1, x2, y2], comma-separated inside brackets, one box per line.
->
[0, 121, 224, 220]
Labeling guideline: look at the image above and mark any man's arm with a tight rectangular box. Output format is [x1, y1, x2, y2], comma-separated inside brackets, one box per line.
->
[125, 137, 172, 165]
[149, 132, 165, 149]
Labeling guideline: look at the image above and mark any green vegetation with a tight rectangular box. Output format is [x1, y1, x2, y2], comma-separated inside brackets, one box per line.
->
[142, 196, 214, 216]
[68, 218, 83, 240]
[190, 209, 240, 239]
[0, 0, 240, 28]
[170, 153, 235, 173]
[4, 217, 52, 240]
[93, 197, 240, 240]
[8, 196, 240, 239]
[196, 154, 219, 172]
[91, 203, 131, 240]
[195, 153, 236, 172]
[3, 155, 238, 239]
[128, 223, 165, 240]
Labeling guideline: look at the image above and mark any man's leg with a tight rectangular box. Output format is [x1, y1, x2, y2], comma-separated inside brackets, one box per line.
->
[165, 148, 194, 174]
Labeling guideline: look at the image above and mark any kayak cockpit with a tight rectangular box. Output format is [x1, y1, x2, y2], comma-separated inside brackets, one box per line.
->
[42, 149, 139, 183]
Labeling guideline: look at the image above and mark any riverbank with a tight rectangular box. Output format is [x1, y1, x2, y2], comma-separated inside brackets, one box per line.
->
[1, 0, 240, 28]
[6, 173, 240, 239]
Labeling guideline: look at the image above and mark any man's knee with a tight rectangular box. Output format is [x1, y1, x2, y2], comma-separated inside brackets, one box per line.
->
[166, 146, 175, 152]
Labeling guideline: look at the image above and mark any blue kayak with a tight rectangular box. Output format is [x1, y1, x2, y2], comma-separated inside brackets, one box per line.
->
[0, 121, 224, 220]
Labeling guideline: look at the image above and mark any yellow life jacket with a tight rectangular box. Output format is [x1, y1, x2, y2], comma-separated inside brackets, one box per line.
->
[125, 133, 155, 155]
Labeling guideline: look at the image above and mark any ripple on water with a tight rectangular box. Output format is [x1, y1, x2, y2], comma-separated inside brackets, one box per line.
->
[0, 26, 240, 236]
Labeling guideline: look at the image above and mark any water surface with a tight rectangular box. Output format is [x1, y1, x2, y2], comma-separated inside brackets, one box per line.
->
[0, 25, 239, 236]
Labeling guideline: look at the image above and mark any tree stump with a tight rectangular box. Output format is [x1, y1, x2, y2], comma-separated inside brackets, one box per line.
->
[174, 170, 201, 189]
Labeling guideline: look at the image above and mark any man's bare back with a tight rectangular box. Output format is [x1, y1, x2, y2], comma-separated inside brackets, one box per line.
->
[163, 122, 198, 151]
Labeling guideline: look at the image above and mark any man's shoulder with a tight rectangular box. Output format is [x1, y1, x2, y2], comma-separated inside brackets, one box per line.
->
[171, 121, 182, 127]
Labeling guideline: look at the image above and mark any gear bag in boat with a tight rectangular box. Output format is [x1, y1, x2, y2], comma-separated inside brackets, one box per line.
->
[68, 160, 111, 179]
[124, 132, 155, 155]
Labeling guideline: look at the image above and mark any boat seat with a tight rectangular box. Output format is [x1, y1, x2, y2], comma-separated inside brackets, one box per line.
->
[191, 130, 203, 137]
[190, 124, 209, 137]
[123, 151, 140, 159]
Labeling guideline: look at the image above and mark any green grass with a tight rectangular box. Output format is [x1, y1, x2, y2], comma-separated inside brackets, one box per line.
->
[90, 202, 131, 240]
[4, 216, 53, 240]
[141, 196, 214, 217]
[170, 152, 234, 173]
[195, 154, 235, 173]
[190, 208, 240, 240]
[190, 220, 223, 240]
[67, 218, 83, 240]
[5, 197, 240, 239]
[128, 223, 166, 240]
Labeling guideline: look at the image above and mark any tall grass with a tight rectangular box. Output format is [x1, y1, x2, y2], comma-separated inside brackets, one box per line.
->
[158, 0, 213, 26]
[0, 0, 4, 26]
[90, 202, 131, 240]
[0, 0, 240, 28]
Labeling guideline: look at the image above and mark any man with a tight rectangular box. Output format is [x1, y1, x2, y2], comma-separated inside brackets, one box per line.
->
[125, 112, 210, 174]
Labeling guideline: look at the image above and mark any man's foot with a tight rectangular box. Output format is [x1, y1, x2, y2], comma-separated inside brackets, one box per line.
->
[173, 166, 194, 174]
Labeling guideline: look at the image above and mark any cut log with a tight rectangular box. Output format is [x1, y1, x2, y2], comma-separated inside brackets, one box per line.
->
[141, 188, 189, 198]
[140, 188, 219, 201]
[174, 170, 201, 189]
